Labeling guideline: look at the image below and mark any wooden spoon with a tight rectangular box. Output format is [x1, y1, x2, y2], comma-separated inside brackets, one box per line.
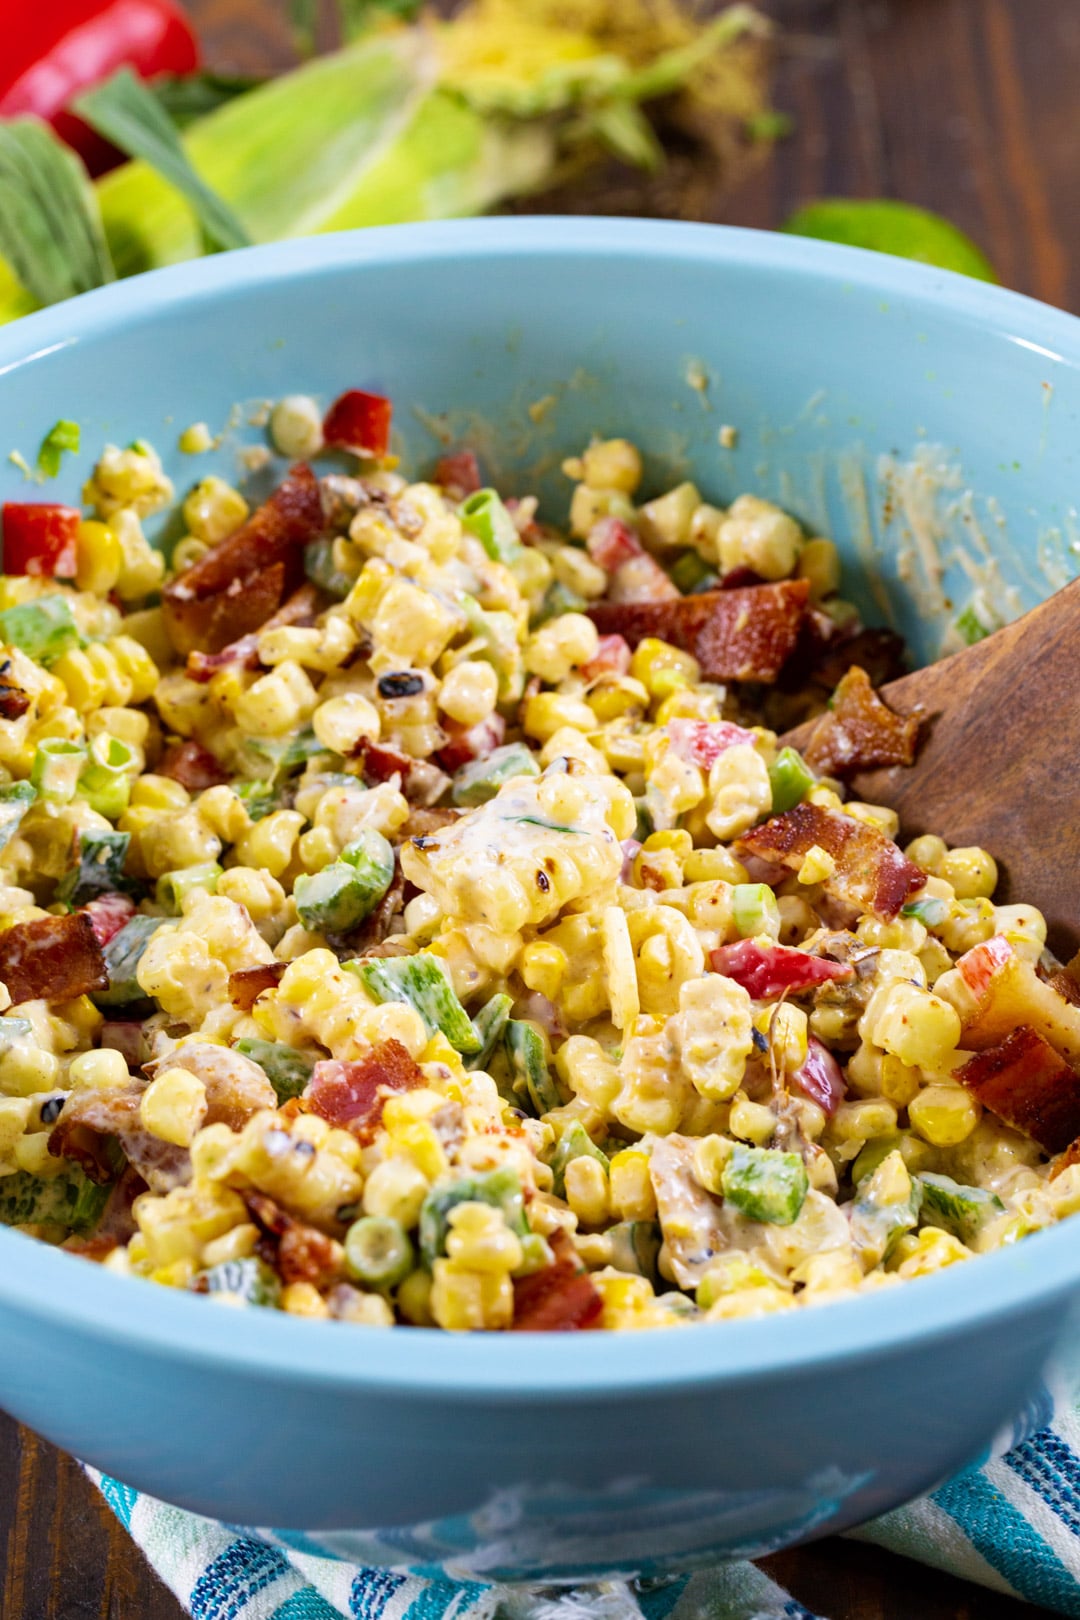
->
[781, 575, 1080, 962]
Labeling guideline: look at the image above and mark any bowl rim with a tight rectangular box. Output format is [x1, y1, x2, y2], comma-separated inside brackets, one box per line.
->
[1, 214, 1079, 1398]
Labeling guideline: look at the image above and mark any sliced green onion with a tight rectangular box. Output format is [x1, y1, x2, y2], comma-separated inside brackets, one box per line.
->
[55, 828, 131, 906]
[344, 1214, 414, 1288]
[31, 737, 86, 804]
[954, 604, 993, 646]
[78, 733, 138, 818]
[917, 1172, 1004, 1245]
[669, 550, 719, 594]
[464, 991, 512, 1071]
[293, 827, 394, 935]
[95, 915, 169, 1007]
[156, 862, 222, 914]
[451, 741, 540, 808]
[303, 538, 354, 600]
[0, 780, 35, 854]
[459, 488, 522, 567]
[731, 883, 781, 940]
[234, 1038, 316, 1104]
[550, 1120, 608, 1199]
[196, 1256, 281, 1307]
[901, 895, 950, 928]
[531, 579, 586, 628]
[767, 746, 816, 815]
[418, 1166, 527, 1266]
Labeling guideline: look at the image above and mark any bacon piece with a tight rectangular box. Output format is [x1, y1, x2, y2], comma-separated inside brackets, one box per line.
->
[0, 912, 107, 1003]
[244, 1191, 343, 1284]
[307, 1040, 425, 1141]
[49, 1087, 189, 1192]
[1047, 969, 1080, 1009]
[1051, 1136, 1080, 1180]
[720, 566, 765, 590]
[353, 739, 448, 806]
[0, 662, 30, 721]
[665, 719, 756, 769]
[512, 1252, 602, 1332]
[228, 961, 285, 1012]
[186, 581, 323, 682]
[82, 893, 136, 947]
[163, 464, 323, 656]
[99, 1019, 150, 1069]
[435, 449, 482, 500]
[789, 1036, 846, 1115]
[805, 627, 908, 693]
[435, 714, 505, 773]
[588, 580, 810, 683]
[802, 666, 921, 777]
[158, 739, 229, 791]
[711, 938, 854, 999]
[581, 634, 631, 682]
[586, 517, 644, 573]
[322, 390, 392, 459]
[957, 1027, 1080, 1154]
[737, 801, 925, 920]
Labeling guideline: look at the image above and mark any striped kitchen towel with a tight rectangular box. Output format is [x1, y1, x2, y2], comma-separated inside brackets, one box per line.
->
[87, 1391, 1080, 1620]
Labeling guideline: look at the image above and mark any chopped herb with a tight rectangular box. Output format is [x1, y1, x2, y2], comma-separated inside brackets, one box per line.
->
[36, 420, 80, 481]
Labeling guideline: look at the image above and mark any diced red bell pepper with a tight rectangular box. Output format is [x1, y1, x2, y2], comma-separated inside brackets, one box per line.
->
[82, 892, 136, 947]
[512, 1257, 603, 1331]
[581, 634, 631, 682]
[586, 517, 643, 572]
[2, 503, 80, 577]
[790, 1036, 846, 1115]
[710, 938, 854, 1000]
[435, 713, 505, 773]
[435, 450, 482, 499]
[157, 739, 229, 791]
[956, 934, 1014, 1000]
[665, 719, 756, 769]
[322, 390, 393, 459]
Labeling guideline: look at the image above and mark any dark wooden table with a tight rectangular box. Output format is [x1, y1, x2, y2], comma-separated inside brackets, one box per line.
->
[4, 1, 1078, 1614]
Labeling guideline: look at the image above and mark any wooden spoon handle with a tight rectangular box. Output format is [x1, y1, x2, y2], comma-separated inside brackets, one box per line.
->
[781, 575, 1080, 961]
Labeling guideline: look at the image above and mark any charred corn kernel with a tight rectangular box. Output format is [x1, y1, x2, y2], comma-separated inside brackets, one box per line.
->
[586, 675, 648, 724]
[0, 1097, 31, 1163]
[796, 537, 841, 601]
[135, 1181, 247, 1269]
[270, 395, 324, 459]
[140, 1067, 208, 1147]
[909, 1084, 981, 1147]
[633, 829, 690, 891]
[13, 1131, 65, 1177]
[630, 638, 701, 698]
[233, 810, 305, 878]
[552, 546, 607, 599]
[905, 833, 947, 872]
[939, 846, 998, 900]
[892, 1227, 971, 1278]
[372, 580, 461, 669]
[201, 1223, 258, 1267]
[706, 1284, 792, 1321]
[845, 801, 900, 838]
[172, 536, 209, 572]
[234, 661, 317, 737]
[438, 660, 498, 726]
[109, 508, 166, 599]
[74, 520, 122, 593]
[68, 1049, 130, 1090]
[705, 744, 772, 841]
[798, 844, 836, 884]
[178, 422, 213, 454]
[857, 914, 926, 952]
[564, 1156, 610, 1227]
[430, 1259, 513, 1330]
[796, 1249, 863, 1299]
[608, 1149, 657, 1220]
[831, 1098, 898, 1144]
[578, 438, 643, 494]
[281, 1282, 330, 1318]
[525, 614, 599, 684]
[939, 897, 996, 954]
[718, 495, 803, 580]
[182, 476, 249, 544]
[445, 1202, 524, 1273]
[523, 692, 598, 743]
[868, 982, 962, 1069]
[683, 847, 748, 885]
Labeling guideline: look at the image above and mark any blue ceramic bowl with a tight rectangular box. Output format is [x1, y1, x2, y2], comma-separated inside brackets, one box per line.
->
[0, 219, 1079, 1582]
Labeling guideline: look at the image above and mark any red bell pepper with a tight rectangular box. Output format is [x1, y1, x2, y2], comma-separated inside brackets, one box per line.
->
[82, 893, 136, 946]
[322, 390, 393, 458]
[2, 503, 80, 577]
[665, 718, 756, 769]
[0, 0, 200, 177]
[710, 938, 854, 1000]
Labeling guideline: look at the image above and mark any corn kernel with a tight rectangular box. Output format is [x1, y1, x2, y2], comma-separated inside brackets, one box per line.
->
[140, 1067, 208, 1147]
[908, 1084, 981, 1146]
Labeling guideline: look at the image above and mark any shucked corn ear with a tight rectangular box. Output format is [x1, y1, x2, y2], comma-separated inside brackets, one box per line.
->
[0, 4, 771, 322]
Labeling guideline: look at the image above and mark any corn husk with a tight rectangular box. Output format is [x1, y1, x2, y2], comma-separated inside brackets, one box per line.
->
[0, 3, 772, 323]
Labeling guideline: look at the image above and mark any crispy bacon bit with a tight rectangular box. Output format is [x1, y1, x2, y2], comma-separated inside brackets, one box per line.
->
[435, 449, 482, 500]
[589, 580, 810, 683]
[512, 1255, 602, 1331]
[245, 1191, 343, 1285]
[307, 1039, 425, 1140]
[0, 912, 107, 1004]
[586, 517, 643, 572]
[957, 1027, 1080, 1154]
[666, 718, 756, 768]
[711, 938, 854, 999]
[322, 390, 393, 459]
[802, 666, 921, 777]
[0, 663, 30, 721]
[805, 627, 909, 693]
[99, 1019, 149, 1069]
[720, 566, 765, 590]
[737, 801, 925, 920]
[1047, 969, 1080, 1009]
[354, 738, 413, 785]
[1051, 1136, 1080, 1180]
[228, 961, 286, 1012]
[163, 464, 323, 656]
[49, 1088, 189, 1192]
[186, 581, 324, 682]
[158, 738, 229, 790]
[82, 893, 136, 947]
[790, 1036, 846, 1115]
[435, 714, 505, 773]
[581, 634, 631, 682]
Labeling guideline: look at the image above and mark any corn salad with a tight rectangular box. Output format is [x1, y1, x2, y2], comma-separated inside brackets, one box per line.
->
[0, 392, 1077, 1335]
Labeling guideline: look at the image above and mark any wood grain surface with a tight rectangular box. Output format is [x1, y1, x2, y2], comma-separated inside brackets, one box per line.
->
[3, 1, 1078, 1615]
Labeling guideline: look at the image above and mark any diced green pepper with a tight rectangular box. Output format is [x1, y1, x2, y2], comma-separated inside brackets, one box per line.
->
[344, 1215, 414, 1288]
[851, 1130, 937, 1186]
[37, 419, 81, 481]
[234, 1038, 315, 1104]
[731, 883, 781, 940]
[953, 604, 994, 646]
[850, 1153, 924, 1264]
[94, 914, 170, 1006]
[155, 861, 222, 914]
[452, 742, 540, 808]
[459, 488, 522, 567]
[56, 828, 133, 907]
[669, 550, 719, 594]
[767, 746, 816, 815]
[418, 1166, 527, 1266]
[504, 1019, 560, 1116]
[78, 734, 137, 818]
[233, 779, 279, 821]
[294, 827, 394, 935]
[0, 595, 82, 663]
[550, 1120, 608, 1198]
[303, 537, 354, 600]
[350, 953, 480, 1054]
[31, 738, 86, 804]
[0, 780, 35, 854]
[721, 1144, 808, 1226]
[242, 724, 329, 782]
[917, 1172, 1004, 1245]
[0, 1166, 111, 1234]
[465, 991, 512, 1072]
[633, 796, 654, 843]
[195, 1257, 281, 1307]
[606, 1220, 662, 1285]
